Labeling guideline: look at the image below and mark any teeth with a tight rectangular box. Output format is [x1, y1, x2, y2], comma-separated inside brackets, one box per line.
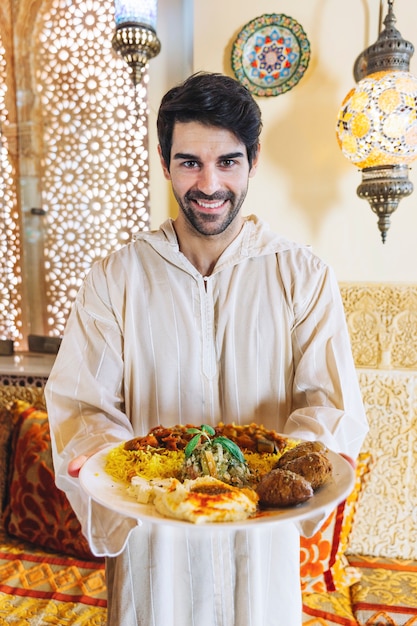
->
[197, 200, 224, 209]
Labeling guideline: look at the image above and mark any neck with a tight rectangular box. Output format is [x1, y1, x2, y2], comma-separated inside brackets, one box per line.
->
[173, 216, 244, 276]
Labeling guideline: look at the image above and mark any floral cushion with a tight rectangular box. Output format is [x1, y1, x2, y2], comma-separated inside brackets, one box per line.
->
[3, 401, 100, 561]
[300, 453, 372, 593]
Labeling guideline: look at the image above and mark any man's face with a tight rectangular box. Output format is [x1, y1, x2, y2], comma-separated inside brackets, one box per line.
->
[159, 121, 259, 237]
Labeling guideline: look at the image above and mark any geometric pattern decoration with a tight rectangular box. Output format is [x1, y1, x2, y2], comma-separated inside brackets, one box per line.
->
[231, 13, 311, 97]
[0, 525, 106, 626]
[0, 592, 106, 626]
[34, 0, 150, 336]
[0, 0, 150, 342]
[0, 39, 23, 345]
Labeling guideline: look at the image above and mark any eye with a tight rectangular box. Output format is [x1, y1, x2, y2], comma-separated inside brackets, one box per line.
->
[220, 159, 236, 168]
[182, 160, 200, 169]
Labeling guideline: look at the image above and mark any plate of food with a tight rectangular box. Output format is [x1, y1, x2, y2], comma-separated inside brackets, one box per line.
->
[79, 422, 355, 529]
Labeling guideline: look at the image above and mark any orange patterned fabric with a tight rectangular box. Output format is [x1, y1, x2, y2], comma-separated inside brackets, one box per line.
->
[3, 402, 100, 561]
[0, 407, 14, 515]
[0, 523, 106, 625]
[349, 555, 417, 626]
[300, 453, 372, 593]
[302, 555, 417, 625]
[302, 584, 357, 625]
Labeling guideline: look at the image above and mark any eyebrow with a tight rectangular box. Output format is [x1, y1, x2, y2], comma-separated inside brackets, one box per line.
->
[172, 151, 246, 161]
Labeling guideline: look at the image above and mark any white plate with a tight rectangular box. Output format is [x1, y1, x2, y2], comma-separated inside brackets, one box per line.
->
[79, 445, 355, 530]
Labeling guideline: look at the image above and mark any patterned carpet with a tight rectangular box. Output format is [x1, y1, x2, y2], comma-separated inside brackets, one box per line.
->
[2, 524, 417, 625]
[0, 527, 106, 625]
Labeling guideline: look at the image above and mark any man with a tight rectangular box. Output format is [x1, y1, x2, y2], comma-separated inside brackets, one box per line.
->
[45, 72, 368, 626]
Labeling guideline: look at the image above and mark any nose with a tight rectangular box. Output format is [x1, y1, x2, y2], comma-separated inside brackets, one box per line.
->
[196, 164, 220, 196]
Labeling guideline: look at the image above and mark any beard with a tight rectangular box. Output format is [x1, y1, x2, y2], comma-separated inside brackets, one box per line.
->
[173, 187, 248, 236]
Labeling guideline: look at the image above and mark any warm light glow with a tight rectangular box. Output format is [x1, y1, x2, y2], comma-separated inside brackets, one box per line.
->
[336, 70, 417, 169]
[114, 0, 157, 30]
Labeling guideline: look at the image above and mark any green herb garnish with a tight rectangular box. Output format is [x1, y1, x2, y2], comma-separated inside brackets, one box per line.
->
[184, 424, 246, 464]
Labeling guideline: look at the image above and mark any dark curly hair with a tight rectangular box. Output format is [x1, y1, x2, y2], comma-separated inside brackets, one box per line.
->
[157, 72, 262, 170]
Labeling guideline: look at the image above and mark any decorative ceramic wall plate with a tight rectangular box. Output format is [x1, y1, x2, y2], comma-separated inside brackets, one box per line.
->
[231, 13, 311, 97]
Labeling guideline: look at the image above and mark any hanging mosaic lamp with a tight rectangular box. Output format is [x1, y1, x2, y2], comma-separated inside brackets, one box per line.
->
[112, 0, 161, 85]
[336, 1, 417, 243]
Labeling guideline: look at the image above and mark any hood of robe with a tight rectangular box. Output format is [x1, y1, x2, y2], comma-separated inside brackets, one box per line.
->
[134, 215, 309, 277]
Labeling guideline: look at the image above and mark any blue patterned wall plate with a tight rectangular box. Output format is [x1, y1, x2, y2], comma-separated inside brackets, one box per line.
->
[231, 13, 311, 97]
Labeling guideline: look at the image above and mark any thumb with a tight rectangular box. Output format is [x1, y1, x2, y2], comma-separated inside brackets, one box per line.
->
[68, 454, 89, 478]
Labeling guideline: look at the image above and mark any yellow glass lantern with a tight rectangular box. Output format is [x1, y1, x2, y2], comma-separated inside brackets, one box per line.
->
[336, 1, 417, 242]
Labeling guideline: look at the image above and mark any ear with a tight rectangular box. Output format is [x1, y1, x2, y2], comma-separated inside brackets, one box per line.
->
[249, 144, 261, 178]
[158, 145, 171, 180]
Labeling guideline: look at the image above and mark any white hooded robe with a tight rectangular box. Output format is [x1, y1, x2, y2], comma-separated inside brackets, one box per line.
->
[45, 216, 368, 626]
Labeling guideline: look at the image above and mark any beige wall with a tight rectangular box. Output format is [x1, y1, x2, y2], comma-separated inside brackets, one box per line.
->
[148, 0, 417, 282]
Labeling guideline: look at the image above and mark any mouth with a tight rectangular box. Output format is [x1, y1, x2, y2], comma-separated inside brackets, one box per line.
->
[194, 199, 227, 211]
[187, 193, 232, 214]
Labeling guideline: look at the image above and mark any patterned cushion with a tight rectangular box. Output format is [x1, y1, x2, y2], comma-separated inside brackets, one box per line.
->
[302, 585, 357, 625]
[0, 407, 14, 515]
[300, 453, 372, 593]
[349, 555, 417, 625]
[3, 401, 100, 561]
[0, 519, 106, 624]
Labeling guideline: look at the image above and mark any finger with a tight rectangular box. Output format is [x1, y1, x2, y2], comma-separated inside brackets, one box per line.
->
[68, 455, 89, 477]
[339, 453, 356, 469]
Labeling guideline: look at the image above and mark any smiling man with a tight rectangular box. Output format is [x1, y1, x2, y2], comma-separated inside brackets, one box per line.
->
[160, 121, 258, 276]
[45, 72, 368, 626]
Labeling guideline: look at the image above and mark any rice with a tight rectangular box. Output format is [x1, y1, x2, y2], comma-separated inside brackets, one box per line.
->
[105, 445, 185, 483]
[244, 439, 299, 482]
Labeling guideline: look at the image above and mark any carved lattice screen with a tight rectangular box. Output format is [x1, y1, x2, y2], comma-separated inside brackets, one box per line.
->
[0, 41, 22, 344]
[0, 0, 150, 345]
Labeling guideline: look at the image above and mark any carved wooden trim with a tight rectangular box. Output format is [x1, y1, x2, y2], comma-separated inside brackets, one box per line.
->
[340, 283, 417, 370]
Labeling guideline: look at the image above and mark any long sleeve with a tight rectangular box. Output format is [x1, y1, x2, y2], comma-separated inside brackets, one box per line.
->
[45, 277, 139, 556]
[281, 257, 367, 459]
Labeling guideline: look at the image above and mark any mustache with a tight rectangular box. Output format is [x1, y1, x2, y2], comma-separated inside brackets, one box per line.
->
[185, 190, 234, 202]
